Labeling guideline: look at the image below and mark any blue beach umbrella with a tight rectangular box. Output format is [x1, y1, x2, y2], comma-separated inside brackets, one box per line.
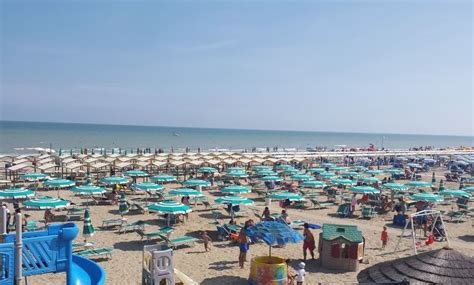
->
[320, 163, 335, 168]
[21, 173, 49, 182]
[463, 186, 474, 193]
[245, 221, 304, 256]
[148, 200, 192, 225]
[365, 170, 383, 175]
[405, 181, 433, 188]
[225, 172, 249, 178]
[256, 170, 278, 176]
[131, 182, 163, 192]
[215, 195, 254, 205]
[227, 167, 245, 172]
[283, 169, 300, 175]
[383, 168, 403, 175]
[382, 183, 409, 191]
[331, 178, 356, 186]
[330, 166, 349, 172]
[308, 168, 326, 174]
[318, 172, 337, 179]
[340, 171, 361, 178]
[438, 189, 470, 198]
[252, 165, 272, 171]
[125, 170, 149, 177]
[359, 176, 381, 184]
[44, 179, 76, 188]
[182, 179, 210, 187]
[275, 165, 294, 170]
[351, 166, 368, 172]
[198, 167, 218, 173]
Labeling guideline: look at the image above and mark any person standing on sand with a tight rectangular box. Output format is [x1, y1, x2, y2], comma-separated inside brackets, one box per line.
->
[238, 228, 250, 269]
[381, 226, 388, 249]
[302, 223, 316, 261]
[201, 231, 212, 252]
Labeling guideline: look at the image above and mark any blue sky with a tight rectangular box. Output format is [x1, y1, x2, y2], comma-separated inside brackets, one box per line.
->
[1, 0, 472, 136]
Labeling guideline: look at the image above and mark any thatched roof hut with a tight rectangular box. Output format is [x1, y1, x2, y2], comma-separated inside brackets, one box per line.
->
[357, 247, 474, 284]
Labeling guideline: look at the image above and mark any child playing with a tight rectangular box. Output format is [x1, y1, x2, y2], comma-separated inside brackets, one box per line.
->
[296, 262, 305, 285]
[381, 226, 388, 249]
[285, 259, 297, 285]
[202, 231, 212, 252]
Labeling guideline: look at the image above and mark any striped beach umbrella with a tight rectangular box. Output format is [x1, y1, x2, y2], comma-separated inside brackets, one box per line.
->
[131, 182, 163, 192]
[100, 176, 129, 185]
[438, 189, 470, 198]
[331, 178, 356, 186]
[383, 168, 403, 175]
[365, 170, 383, 175]
[221, 185, 251, 194]
[256, 170, 278, 176]
[259, 176, 283, 182]
[360, 177, 381, 184]
[119, 192, 129, 216]
[459, 180, 465, 190]
[215, 195, 254, 205]
[463, 186, 474, 193]
[21, 173, 49, 181]
[182, 179, 210, 187]
[290, 174, 314, 181]
[169, 188, 203, 197]
[148, 200, 192, 214]
[227, 167, 245, 172]
[225, 172, 249, 178]
[320, 163, 335, 168]
[349, 186, 380, 194]
[71, 184, 106, 195]
[252, 165, 272, 171]
[405, 181, 433, 188]
[308, 168, 326, 174]
[82, 209, 94, 240]
[409, 192, 444, 202]
[382, 183, 409, 191]
[300, 180, 327, 188]
[351, 165, 368, 171]
[124, 170, 149, 178]
[44, 179, 76, 188]
[318, 172, 337, 179]
[0, 188, 35, 200]
[198, 167, 218, 173]
[283, 169, 300, 175]
[268, 191, 305, 201]
[24, 196, 70, 209]
[151, 174, 177, 183]
[438, 180, 445, 191]
[340, 171, 361, 178]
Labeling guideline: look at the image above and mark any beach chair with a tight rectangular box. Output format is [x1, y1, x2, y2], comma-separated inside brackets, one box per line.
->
[325, 188, 338, 202]
[445, 210, 468, 223]
[337, 203, 350, 217]
[119, 220, 145, 234]
[66, 208, 86, 221]
[72, 242, 95, 252]
[202, 200, 220, 210]
[101, 217, 127, 229]
[456, 197, 474, 212]
[130, 202, 148, 214]
[25, 220, 43, 231]
[159, 234, 198, 249]
[361, 206, 377, 219]
[76, 247, 113, 260]
[310, 199, 334, 209]
[136, 227, 174, 242]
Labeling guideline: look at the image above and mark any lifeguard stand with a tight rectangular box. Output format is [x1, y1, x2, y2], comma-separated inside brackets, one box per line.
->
[142, 244, 175, 285]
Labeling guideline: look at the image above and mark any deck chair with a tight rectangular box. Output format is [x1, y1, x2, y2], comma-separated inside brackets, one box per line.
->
[66, 208, 86, 221]
[337, 203, 350, 217]
[101, 217, 127, 229]
[361, 206, 377, 219]
[446, 210, 468, 223]
[72, 242, 95, 252]
[76, 248, 113, 259]
[130, 202, 148, 214]
[136, 227, 173, 242]
[119, 220, 145, 234]
[457, 197, 474, 212]
[202, 200, 220, 210]
[325, 188, 338, 202]
[159, 234, 198, 249]
[310, 199, 334, 209]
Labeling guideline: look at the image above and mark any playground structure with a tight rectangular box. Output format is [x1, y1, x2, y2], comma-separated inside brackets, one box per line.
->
[394, 209, 450, 254]
[0, 209, 105, 285]
[142, 244, 175, 285]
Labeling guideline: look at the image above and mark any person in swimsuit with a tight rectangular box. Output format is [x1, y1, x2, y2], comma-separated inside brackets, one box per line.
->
[238, 228, 250, 269]
[302, 223, 315, 261]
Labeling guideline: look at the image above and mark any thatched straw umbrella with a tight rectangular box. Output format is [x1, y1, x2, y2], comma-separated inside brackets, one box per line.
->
[357, 247, 474, 284]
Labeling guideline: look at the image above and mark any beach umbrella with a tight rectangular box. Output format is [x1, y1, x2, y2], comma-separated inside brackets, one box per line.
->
[215, 195, 254, 219]
[468, 176, 474, 182]
[275, 165, 294, 170]
[331, 178, 356, 186]
[131, 182, 163, 192]
[268, 191, 305, 201]
[349, 186, 380, 194]
[252, 165, 271, 171]
[300, 180, 327, 188]
[308, 168, 326, 174]
[459, 180, 465, 190]
[24, 196, 70, 209]
[148, 200, 192, 226]
[351, 166, 368, 171]
[125, 170, 149, 177]
[330, 166, 349, 172]
[318, 172, 337, 179]
[256, 170, 278, 176]
[70, 149, 73, 155]
[225, 172, 249, 178]
[227, 167, 245, 172]
[82, 209, 94, 241]
[44, 179, 76, 188]
[407, 163, 422, 168]
[382, 183, 409, 191]
[383, 168, 403, 175]
[283, 169, 300, 175]
[151, 174, 177, 183]
[409, 192, 444, 202]
[169, 188, 203, 197]
[80, 148, 83, 154]
[71, 183, 106, 207]
[259, 176, 283, 182]
[198, 167, 218, 173]
[182, 179, 210, 187]
[365, 170, 383, 175]
[431, 172, 436, 183]
[405, 181, 433, 188]
[340, 171, 361, 178]
[0, 188, 35, 200]
[463, 186, 474, 193]
[119, 192, 129, 217]
[221, 185, 251, 194]
[245, 221, 304, 256]
[360, 177, 381, 184]
[21, 173, 49, 181]
[438, 189, 470, 198]
[100, 176, 129, 185]
[320, 163, 335, 168]
[290, 174, 314, 181]
[438, 180, 445, 191]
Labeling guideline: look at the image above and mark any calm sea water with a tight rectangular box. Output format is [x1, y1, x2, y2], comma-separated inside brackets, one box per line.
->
[0, 121, 472, 154]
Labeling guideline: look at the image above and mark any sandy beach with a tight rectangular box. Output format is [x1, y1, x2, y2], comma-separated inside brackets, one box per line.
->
[11, 168, 472, 285]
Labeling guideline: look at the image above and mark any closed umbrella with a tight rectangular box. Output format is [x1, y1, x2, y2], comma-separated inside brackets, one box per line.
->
[24, 196, 70, 209]
[438, 180, 445, 191]
[0, 188, 35, 200]
[221, 185, 251, 194]
[119, 192, 129, 217]
[82, 209, 94, 241]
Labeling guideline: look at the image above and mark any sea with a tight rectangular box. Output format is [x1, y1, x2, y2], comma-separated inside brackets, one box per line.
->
[0, 121, 472, 155]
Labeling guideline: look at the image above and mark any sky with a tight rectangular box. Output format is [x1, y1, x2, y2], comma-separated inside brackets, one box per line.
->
[1, 0, 473, 136]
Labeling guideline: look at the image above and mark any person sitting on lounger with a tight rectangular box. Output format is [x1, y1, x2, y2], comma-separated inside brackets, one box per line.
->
[262, 207, 274, 221]
[281, 210, 291, 224]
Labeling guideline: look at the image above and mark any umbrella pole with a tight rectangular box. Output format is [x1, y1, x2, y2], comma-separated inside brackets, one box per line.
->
[269, 245, 271, 257]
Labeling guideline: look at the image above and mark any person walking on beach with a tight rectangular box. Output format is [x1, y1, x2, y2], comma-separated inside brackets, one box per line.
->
[381, 226, 388, 249]
[302, 223, 315, 261]
[238, 228, 250, 269]
[201, 231, 212, 252]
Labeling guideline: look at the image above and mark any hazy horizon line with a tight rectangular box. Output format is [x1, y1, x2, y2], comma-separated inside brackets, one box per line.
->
[2, 119, 473, 139]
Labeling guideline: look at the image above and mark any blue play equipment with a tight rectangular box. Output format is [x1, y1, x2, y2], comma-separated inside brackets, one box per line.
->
[0, 223, 105, 285]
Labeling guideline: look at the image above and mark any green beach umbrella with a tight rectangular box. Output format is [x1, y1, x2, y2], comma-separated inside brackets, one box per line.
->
[365, 170, 383, 175]
[331, 178, 356, 186]
[308, 168, 326, 174]
[82, 209, 94, 240]
[351, 165, 368, 171]
[44, 179, 76, 188]
[459, 180, 465, 190]
[283, 169, 300, 175]
[69, 149, 73, 155]
[169, 188, 203, 197]
[221, 185, 251, 194]
[405, 181, 433, 188]
[215, 195, 254, 205]
[80, 147, 83, 154]
[225, 172, 249, 178]
[252, 165, 272, 171]
[438, 189, 470, 198]
[462, 186, 474, 193]
[320, 163, 335, 168]
[24, 196, 70, 209]
[382, 183, 409, 191]
[290, 174, 314, 181]
[300, 180, 327, 188]
[268, 191, 305, 201]
[124, 170, 149, 177]
[198, 167, 218, 173]
[256, 170, 278, 176]
[131, 182, 163, 192]
[349, 186, 380, 194]
[92, 149, 95, 155]
[409, 192, 444, 202]
[151, 174, 177, 182]
[438, 180, 445, 191]
[468, 176, 474, 182]
[0, 188, 35, 200]
[259, 176, 283, 182]
[318, 172, 337, 179]
[330, 166, 349, 172]
[275, 165, 294, 170]
[148, 200, 192, 214]
[383, 168, 403, 175]
[71, 184, 106, 195]
[431, 172, 436, 183]
[119, 192, 129, 216]
[21, 173, 49, 181]
[100, 176, 129, 185]
[340, 171, 361, 178]
[360, 176, 381, 184]
[182, 179, 211, 187]
[227, 167, 245, 172]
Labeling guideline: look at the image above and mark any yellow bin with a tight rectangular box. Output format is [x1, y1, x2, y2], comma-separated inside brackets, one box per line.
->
[248, 256, 287, 285]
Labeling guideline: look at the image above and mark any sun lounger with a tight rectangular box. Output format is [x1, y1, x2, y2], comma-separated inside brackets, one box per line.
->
[72, 242, 95, 252]
[119, 220, 145, 234]
[101, 217, 127, 229]
[310, 199, 334, 209]
[446, 210, 468, 223]
[136, 227, 174, 242]
[361, 206, 377, 219]
[130, 202, 148, 214]
[202, 200, 220, 210]
[66, 208, 86, 221]
[159, 234, 198, 249]
[76, 248, 113, 259]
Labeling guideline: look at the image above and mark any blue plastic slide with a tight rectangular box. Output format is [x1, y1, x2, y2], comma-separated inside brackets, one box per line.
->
[70, 255, 106, 285]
